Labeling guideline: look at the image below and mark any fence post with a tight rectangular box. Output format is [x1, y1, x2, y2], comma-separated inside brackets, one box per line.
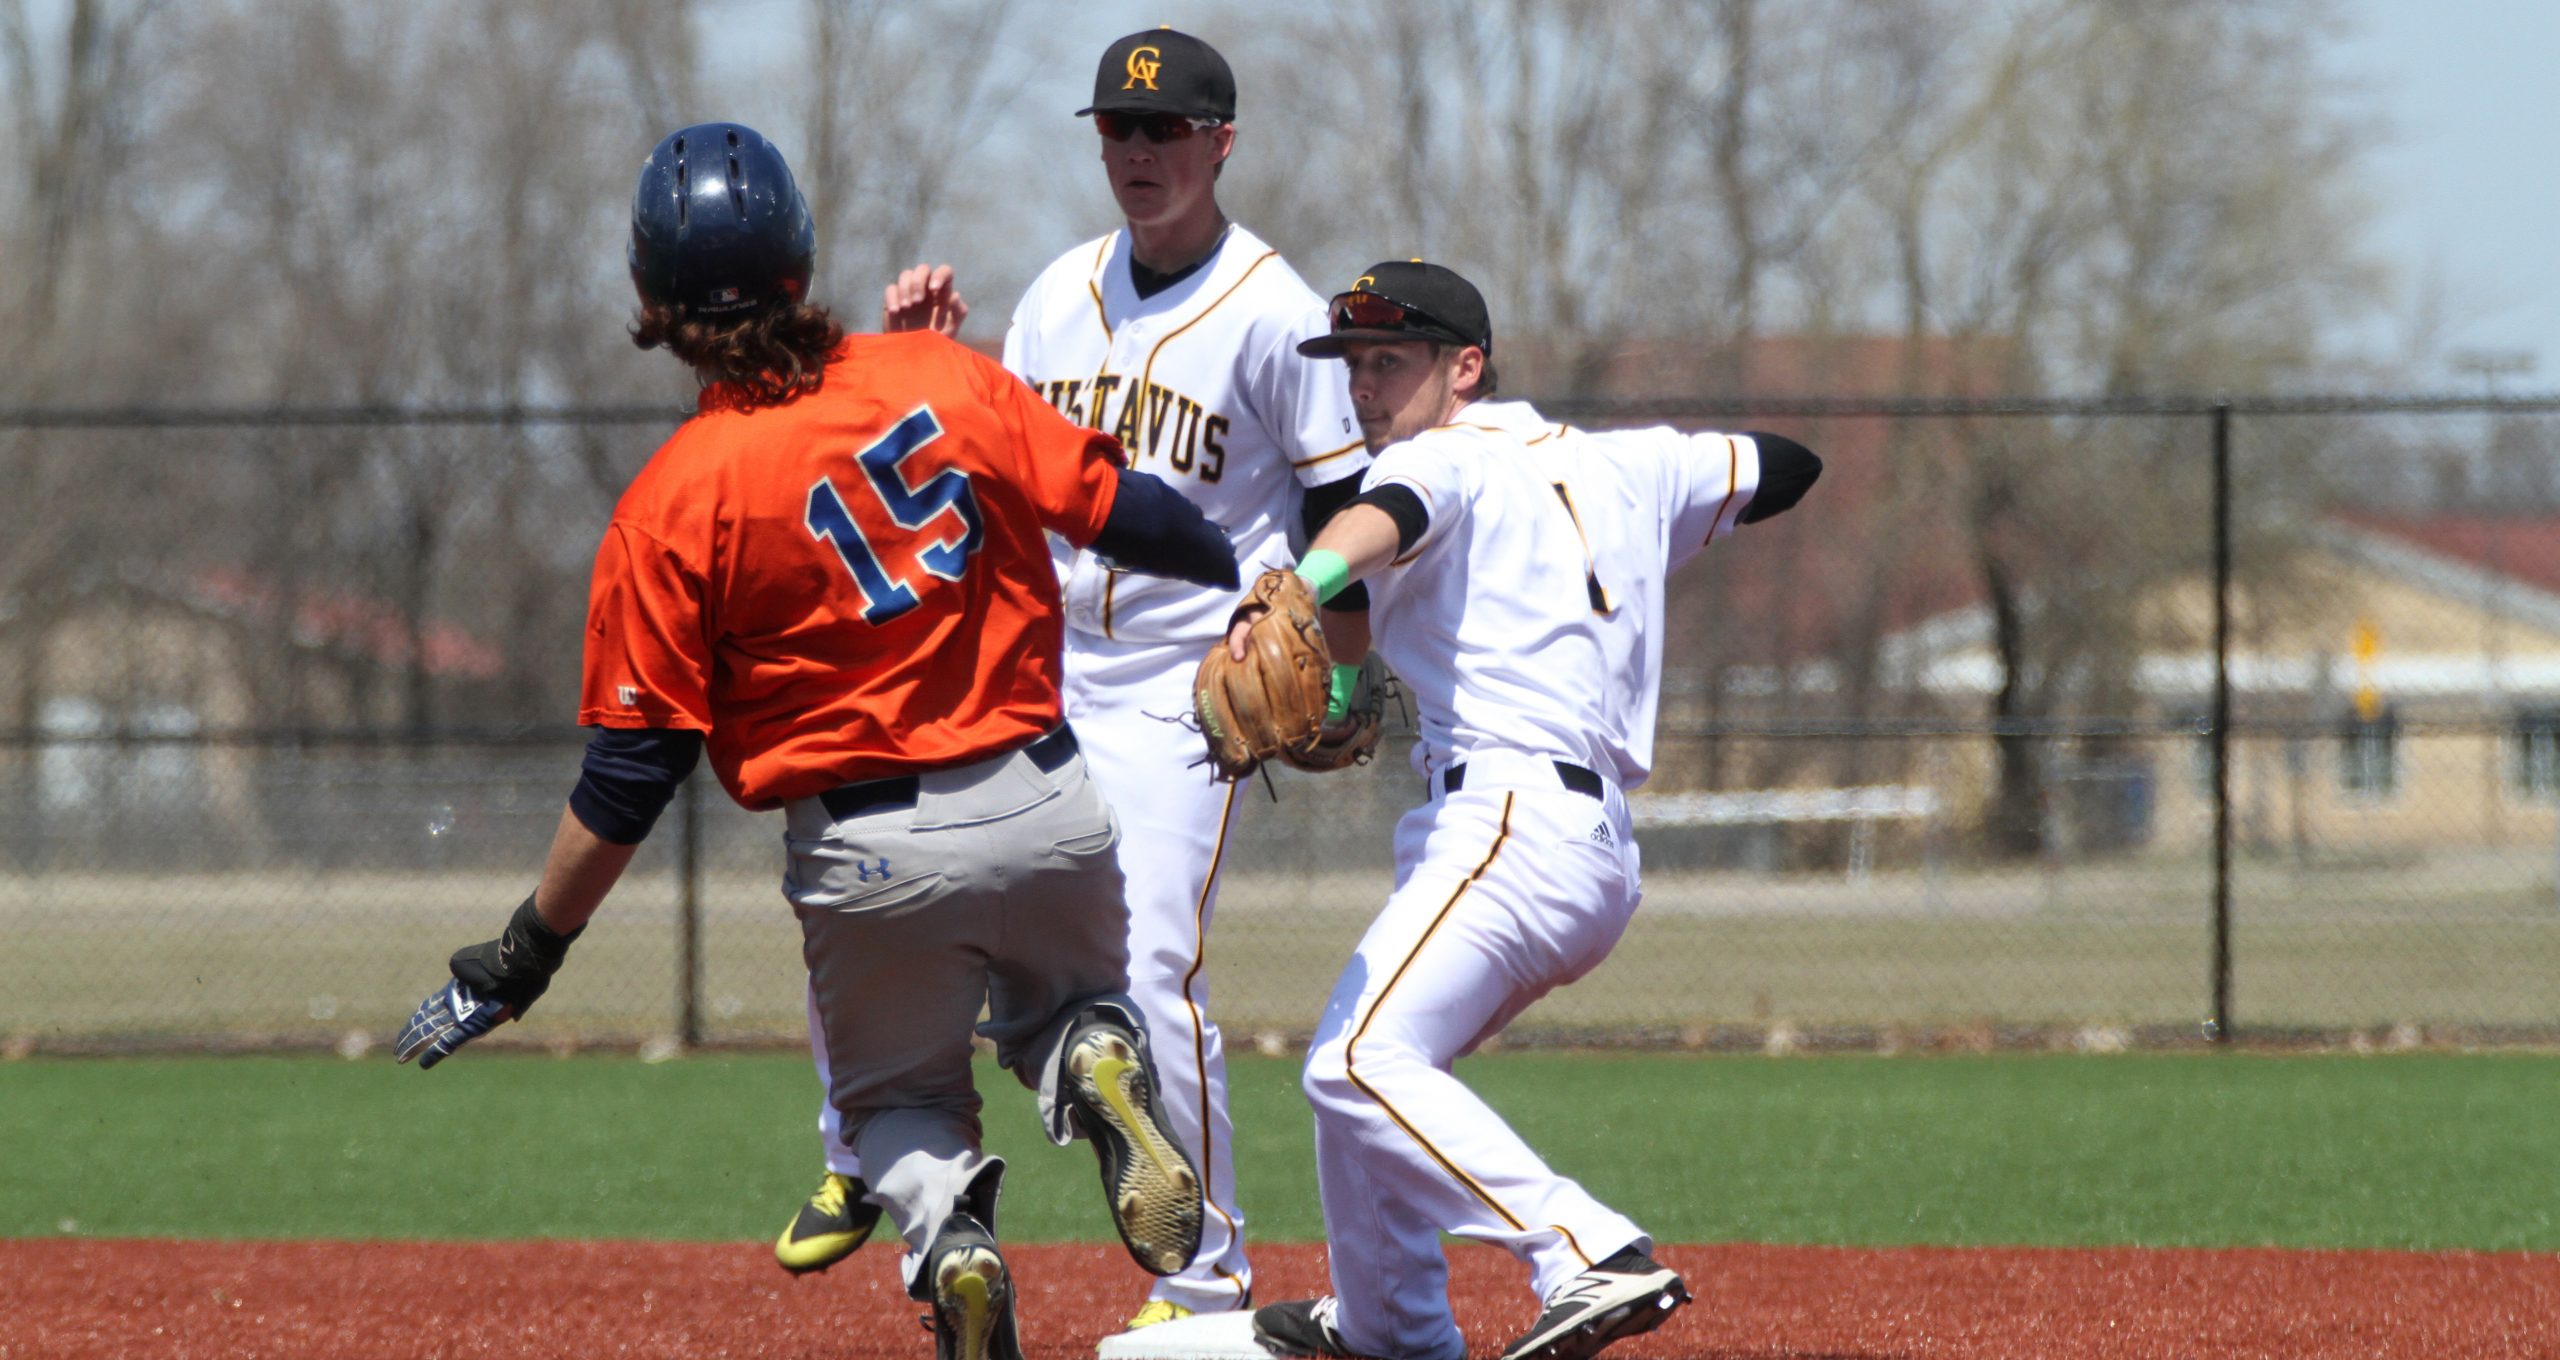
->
[677, 769, 703, 1048]
[2211, 402, 2235, 1045]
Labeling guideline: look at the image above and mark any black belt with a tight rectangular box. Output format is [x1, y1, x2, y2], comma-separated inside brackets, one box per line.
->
[818, 726, 1078, 821]
[1441, 759, 1604, 799]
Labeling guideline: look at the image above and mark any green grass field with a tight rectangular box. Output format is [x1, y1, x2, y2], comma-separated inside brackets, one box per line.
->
[4, 1051, 2553, 1251]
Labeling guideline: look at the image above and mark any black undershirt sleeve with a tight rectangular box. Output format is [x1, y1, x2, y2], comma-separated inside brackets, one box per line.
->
[1738, 432, 1821, 524]
[1348, 483, 1431, 557]
[568, 727, 706, 846]
[1089, 466, 1241, 589]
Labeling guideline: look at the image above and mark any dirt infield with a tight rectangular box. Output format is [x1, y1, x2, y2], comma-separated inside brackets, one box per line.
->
[6, 1239, 2554, 1359]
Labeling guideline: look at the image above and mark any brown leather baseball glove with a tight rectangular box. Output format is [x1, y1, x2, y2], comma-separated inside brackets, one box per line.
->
[1195, 569, 1333, 781]
[1280, 649, 1389, 774]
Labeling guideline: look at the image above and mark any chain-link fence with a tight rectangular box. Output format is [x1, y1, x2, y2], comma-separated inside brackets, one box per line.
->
[4, 397, 2558, 1052]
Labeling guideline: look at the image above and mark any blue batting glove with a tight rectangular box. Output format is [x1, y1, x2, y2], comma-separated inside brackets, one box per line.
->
[393, 978, 512, 1070]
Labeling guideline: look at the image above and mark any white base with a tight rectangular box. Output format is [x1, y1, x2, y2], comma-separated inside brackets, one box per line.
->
[1094, 1307, 1269, 1360]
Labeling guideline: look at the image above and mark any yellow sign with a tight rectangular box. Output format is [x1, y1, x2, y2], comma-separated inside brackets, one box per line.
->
[2352, 617, 2380, 721]
[1123, 45, 1162, 90]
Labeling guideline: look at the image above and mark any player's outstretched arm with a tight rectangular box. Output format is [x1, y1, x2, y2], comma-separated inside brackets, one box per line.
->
[1224, 503, 1400, 661]
[1737, 432, 1820, 524]
[395, 723, 691, 1069]
[1192, 502, 1399, 779]
[1090, 467, 1239, 589]
[880, 263, 969, 338]
[393, 886, 582, 1070]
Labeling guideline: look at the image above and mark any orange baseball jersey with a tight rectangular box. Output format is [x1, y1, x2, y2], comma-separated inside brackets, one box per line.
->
[578, 331, 1122, 809]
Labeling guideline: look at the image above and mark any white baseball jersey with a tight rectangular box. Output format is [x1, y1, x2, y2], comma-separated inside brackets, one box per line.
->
[1283, 400, 1767, 1359]
[1359, 400, 1764, 789]
[1003, 223, 1368, 643]
[979, 221, 1361, 1315]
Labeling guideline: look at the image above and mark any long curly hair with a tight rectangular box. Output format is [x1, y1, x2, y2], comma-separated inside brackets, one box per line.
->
[631, 300, 846, 409]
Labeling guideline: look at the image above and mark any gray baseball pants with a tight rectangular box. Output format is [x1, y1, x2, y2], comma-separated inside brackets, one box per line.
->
[783, 729, 1136, 1254]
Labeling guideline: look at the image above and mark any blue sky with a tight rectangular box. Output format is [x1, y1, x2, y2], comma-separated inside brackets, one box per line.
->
[2335, 0, 2560, 390]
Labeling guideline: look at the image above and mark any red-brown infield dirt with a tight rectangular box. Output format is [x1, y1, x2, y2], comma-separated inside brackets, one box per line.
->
[5, 1239, 2555, 1359]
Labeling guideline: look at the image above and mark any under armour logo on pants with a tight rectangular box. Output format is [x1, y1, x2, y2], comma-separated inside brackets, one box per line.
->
[851, 858, 892, 882]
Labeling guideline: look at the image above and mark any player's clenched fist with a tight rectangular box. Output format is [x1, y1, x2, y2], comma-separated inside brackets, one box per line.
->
[393, 893, 583, 1069]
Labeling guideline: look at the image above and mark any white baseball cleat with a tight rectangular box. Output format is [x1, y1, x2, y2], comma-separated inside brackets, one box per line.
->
[1499, 1247, 1691, 1360]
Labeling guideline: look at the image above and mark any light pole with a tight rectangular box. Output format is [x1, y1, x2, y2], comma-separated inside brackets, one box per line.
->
[2448, 347, 2535, 399]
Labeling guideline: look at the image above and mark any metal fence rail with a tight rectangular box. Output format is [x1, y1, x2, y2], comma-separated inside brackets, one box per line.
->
[3, 396, 2557, 1052]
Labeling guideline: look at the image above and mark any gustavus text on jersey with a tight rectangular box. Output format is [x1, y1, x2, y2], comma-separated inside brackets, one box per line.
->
[1036, 375, 1230, 481]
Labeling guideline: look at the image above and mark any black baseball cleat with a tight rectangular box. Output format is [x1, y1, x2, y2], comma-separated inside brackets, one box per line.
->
[1251, 1298, 1371, 1358]
[918, 1212, 1023, 1360]
[1499, 1246, 1691, 1360]
[773, 1171, 880, 1274]
[1063, 1011, 1204, 1275]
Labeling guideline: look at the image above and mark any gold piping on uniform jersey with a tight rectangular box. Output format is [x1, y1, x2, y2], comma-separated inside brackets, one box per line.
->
[1291, 437, 1364, 470]
[1084, 236, 1115, 338]
[1707, 436, 1743, 546]
[1127, 247, 1277, 481]
[1549, 481, 1615, 615]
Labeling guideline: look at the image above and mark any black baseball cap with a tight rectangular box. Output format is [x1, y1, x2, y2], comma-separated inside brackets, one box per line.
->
[1078, 28, 1236, 120]
[1296, 261, 1494, 358]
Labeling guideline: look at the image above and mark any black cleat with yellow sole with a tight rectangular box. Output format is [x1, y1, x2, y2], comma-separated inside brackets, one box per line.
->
[774, 1171, 880, 1275]
[1063, 1012, 1205, 1276]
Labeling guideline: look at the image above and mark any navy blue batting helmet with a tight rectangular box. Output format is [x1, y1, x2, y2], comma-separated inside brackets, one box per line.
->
[628, 123, 815, 316]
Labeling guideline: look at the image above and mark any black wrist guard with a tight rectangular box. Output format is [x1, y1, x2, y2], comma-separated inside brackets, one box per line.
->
[448, 893, 584, 1017]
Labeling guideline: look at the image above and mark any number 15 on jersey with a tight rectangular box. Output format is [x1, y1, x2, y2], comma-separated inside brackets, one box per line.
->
[805, 406, 985, 625]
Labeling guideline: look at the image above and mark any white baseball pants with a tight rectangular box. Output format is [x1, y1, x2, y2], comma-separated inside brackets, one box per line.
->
[1304, 756, 1649, 1360]
[1062, 631, 1254, 1313]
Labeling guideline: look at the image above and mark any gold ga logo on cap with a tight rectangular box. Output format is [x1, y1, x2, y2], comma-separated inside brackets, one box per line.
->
[1124, 45, 1162, 89]
[1354, 274, 1375, 290]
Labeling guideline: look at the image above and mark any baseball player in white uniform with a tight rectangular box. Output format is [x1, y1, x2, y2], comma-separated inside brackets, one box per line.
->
[777, 28, 1369, 1332]
[1118, 261, 1821, 1360]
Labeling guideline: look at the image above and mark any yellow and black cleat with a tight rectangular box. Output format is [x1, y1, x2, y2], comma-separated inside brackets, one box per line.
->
[775, 1171, 881, 1274]
[1065, 1016, 1205, 1277]
[1124, 1299, 1194, 1331]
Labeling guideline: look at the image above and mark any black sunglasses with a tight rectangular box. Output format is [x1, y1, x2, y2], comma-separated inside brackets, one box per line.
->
[1095, 112, 1224, 144]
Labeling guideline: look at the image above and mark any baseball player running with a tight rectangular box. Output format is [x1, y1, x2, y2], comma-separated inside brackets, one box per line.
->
[392, 122, 1229, 1360]
[778, 28, 1370, 1334]
[1131, 261, 1821, 1360]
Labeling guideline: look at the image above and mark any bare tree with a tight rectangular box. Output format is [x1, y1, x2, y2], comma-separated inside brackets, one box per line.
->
[795, 0, 1045, 310]
[0, 0, 159, 391]
[1837, 0, 2381, 854]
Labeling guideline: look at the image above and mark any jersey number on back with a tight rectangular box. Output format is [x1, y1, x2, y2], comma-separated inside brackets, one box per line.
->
[806, 406, 985, 625]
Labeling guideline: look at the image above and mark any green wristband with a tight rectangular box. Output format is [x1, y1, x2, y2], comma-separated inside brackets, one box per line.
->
[1327, 663, 1360, 724]
[1294, 549, 1353, 606]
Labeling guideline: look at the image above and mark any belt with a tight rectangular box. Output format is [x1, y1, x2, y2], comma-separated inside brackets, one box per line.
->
[1440, 758, 1604, 800]
[818, 726, 1078, 822]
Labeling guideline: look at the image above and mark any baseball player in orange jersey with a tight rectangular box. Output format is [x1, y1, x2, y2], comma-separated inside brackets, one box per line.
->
[391, 123, 1236, 1360]
[1121, 262, 1821, 1360]
[778, 28, 1372, 1334]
